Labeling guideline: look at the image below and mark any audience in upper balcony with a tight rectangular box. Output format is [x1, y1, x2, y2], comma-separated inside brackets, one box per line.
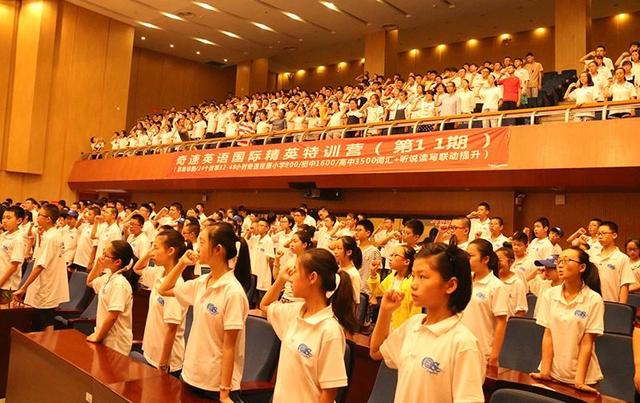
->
[98, 40, 640, 152]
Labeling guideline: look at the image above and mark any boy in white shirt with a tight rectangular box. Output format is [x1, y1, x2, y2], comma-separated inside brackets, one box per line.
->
[14, 205, 70, 330]
[468, 201, 492, 240]
[125, 214, 150, 260]
[548, 227, 564, 256]
[354, 220, 381, 296]
[488, 217, 509, 251]
[590, 221, 634, 303]
[72, 206, 100, 272]
[526, 217, 554, 261]
[93, 207, 123, 269]
[0, 206, 26, 290]
[248, 218, 275, 301]
[61, 210, 79, 267]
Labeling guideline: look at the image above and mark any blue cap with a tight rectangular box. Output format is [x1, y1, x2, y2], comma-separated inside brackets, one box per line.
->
[534, 255, 558, 268]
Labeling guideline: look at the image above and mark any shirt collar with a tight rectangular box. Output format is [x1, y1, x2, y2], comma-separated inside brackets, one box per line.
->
[204, 269, 237, 290]
[418, 313, 463, 337]
[474, 271, 495, 285]
[297, 304, 335, 326]
[552, 283, 590, 305]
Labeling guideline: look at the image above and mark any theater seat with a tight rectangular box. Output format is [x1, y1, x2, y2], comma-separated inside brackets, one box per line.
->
[246, 274, 257, 307]
[57, 271, 92, 314]
[525, 294, 537, 318]
[499, 317, 544, 373]
[367, 361, 398, 403]
[489, 388, 564, 403]
[54, 294, 98, 334]
[595, 332, 635, 402]
[336, 341, 354, 403]
[626, 292, 640, 309]
[242, 316, 280, 382]
[356, 293, 369, 331]
[603, 301, 634, 335]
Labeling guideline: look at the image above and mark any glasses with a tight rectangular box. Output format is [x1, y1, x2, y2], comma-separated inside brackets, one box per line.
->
[389, 253, 405, 259]
[103, 254, 116, 260]
[557, 257, 581, 265]
[596, 231, 613, 236]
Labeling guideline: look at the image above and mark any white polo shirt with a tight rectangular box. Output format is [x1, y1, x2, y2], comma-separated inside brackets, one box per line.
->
[342, 265, 361, 304]
[127, 232, 150, 260]
[527, 237, 554, 261]
[0, 230, 25, 290]
[25, 227, 70, 309]
[502, 274, 528, 317]
[73, 223, 98, 268]
[631, 260, 640, 284]
[590, 247, 634, 302]
[61, 226, 78, 265]
[173, 270, 249, 392]
[536, 285, 604, 384]
[380, 314, 485, 403]
[511, 256, 536, 293]
[489, 234, 509, 251]
[461, 272, 508, 360]
[470, 218, 491, 240]
[96, 222, 123, 263]
[248, 235, 275, 291]
[267, 302, 347, 403]
[141, 266, 186, 372]
[142, 221, 156, 244]
[91, 272, 133, 356]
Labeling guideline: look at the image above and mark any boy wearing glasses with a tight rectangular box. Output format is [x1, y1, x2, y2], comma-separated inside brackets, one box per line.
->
[14, 205, 70, 331]
[125, 214, 150, 260]
[590, 221, 634, 303]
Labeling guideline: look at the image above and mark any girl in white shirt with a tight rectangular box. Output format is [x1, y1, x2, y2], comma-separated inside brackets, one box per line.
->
[363, 94, 384, 135]
[133, 229, 187, 376]
[462, 239, 508, 366]
[457, 79, 475, 115]
[330, 236, 362, 305]
[273, 230, 312, 303]
[158, 222, 251, 403]
[369, 239, 485, 403]
[86, 240, 136, 356]
[564, 72, 596, 121]
[531, 247, 604, 394]
[479, 75, 503, 128]
[292, 105, 307, 130]
[496, 247, 528, 317]
[606, 67, 637, 118]
[260, 248, 358, 403]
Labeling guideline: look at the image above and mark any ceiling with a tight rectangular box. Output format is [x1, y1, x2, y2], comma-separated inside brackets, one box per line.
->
[66, 0, 640, 72]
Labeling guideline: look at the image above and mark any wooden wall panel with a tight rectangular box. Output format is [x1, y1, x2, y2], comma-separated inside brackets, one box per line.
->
[125, 47, 236, 128]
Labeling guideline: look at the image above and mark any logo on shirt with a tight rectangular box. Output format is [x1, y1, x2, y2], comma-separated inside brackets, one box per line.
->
[157, 296, 165, 306]
[1, 245, 8, 253]
[574, 310, 587, 319]
[421, 357, 442, 375]
[206, 303, 219, 315]
[297, 343, 313, 359]
[475, 291, 487, 300]
[606, 263, 616, 270]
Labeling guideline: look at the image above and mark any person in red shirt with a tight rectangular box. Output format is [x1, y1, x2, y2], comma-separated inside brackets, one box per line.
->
[498, 65, 522, 125]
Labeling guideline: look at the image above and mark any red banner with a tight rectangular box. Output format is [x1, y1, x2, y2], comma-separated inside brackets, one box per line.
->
[168, 128, 510, 178]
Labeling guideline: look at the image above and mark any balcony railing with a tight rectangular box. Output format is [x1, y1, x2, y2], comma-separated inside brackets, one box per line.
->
[84, 99, 640, 160]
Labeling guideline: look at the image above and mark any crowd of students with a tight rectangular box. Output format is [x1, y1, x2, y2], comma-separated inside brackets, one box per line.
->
[92, 41, 636, 154]
[2, 196, 640, 401]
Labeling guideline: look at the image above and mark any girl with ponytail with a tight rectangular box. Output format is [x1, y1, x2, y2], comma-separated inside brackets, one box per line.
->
[462, 238, 508, 366]
[369, 240, 484, 402]
[158, 221, 250, 403]
[531, 247, 603, 393]
[260, 248, 357, 403]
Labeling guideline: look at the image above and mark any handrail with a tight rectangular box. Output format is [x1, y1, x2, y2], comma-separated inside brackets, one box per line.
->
[84, 99, 640, 159]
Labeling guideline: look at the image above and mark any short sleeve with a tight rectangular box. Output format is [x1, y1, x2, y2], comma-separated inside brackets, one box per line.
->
[107, 281, 130, 312]
[514, 279, 528, 314]
[267, 301, 302, 340]
[264, 238, 275, 259]
[620, 257, 635, 286]
[140, 266, 158, 289]
[34, 236, 54, 269]
[317, 336, 348, 389]
[91, 273, 107, 294]
[491, 282, 509, 317]
[9, 237, 25, 263]
[451, 346, 486, 402]
[173, 278, 199, 307]
[585, 295, 604, 335]
[163, 294, 185, 325]
[379, 315, 415, 369]
[536, 288, 552, 328]
[222, 288, 248, 330]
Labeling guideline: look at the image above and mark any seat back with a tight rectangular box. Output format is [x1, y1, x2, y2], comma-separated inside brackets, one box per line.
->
[242, 316, 280, 382]
[499, 317, 544, 373]
[58, 271, 92, 311]
[626, 292, 640, 309]
[19, 261, 34, 288]
[335, 341, 353, 403]
[356, 293, 369, 331]
[525, 294, 537, 318]
[367, 362, 398, 403]
[81, 294, 99, 320]
[490, 388, 565, 403]
[603, 301, 634, 335]
[595, 332, 635, 402]
[246, 274, 257, 306]
[183, 306, 194, 344]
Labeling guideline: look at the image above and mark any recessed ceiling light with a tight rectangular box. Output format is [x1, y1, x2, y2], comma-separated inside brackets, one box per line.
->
[161, 12, 184, 21]
[223, 58, 228, 62]
[251, 22, 275, 32]
[196, 51, 201, 54]
[219, 30, 242, 39]
[194, 37, 218, 46]
[320, 1, 339, 12]
[138, 21, 161, 29]
[193, 1, 218, 11]
[283, 11, 304, 22]
[169, 44, 174, 48]
[140, 36, 146, 40]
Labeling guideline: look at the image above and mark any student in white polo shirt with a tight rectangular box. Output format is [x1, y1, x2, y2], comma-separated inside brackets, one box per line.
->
[330, 236, 362, 305]
[158, 221, 251, 402]
[125, 214, 150, 260]
[247, 217, 275, 302]
[61, 210, 79, 267]
[133, 229, 186, 376]
[355, 219, 381, 296]
[567, 218, 602, 256]
[468, 202, 492, 240]
[462, 239, 508, 365]
[71, 206, 101, 272]
[369, 238, 485, 402]
[488, 217, 509, 251]
[260, 248, 358, 403]
[590, 221, 634, 303]
[272, 230, 312, 303]
[0, 206, 26, 290]
[531, 247, 604, 394]
[86, 240, 136, 356]
[14, 205, 70, 331]
[496, 247, 527, 317]
[510, 231, 538, 294]
[526, 217, 554, 261]
[93, 206, 123, 269]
